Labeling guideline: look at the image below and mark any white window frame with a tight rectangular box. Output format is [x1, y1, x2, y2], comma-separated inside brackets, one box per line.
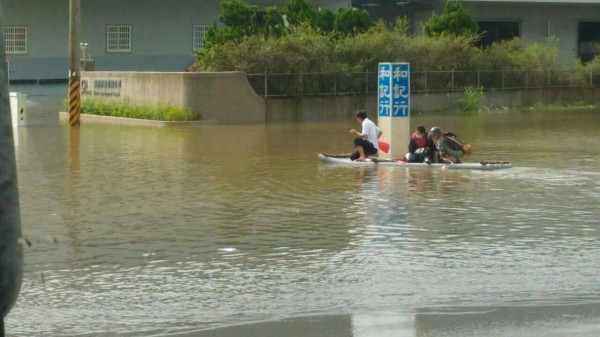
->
[193, 25, 210, 52]
[4, 26, 27, 54]
[106, 25, 132, 53]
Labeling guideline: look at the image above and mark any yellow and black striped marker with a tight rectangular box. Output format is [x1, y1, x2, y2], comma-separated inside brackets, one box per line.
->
[68, 78, 81, 127]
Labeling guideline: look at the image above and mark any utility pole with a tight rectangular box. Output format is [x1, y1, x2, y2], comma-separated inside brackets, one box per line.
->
[68, 0, 81, 127]
[0, 15, 24, 337]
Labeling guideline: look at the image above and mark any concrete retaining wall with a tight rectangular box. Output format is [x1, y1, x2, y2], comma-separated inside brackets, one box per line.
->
[265, 91, 526, 122]
[410, 91, 524, 112]
[266, 96, 372, 123]
[81, 71, 600, 124]
[521, 88, 600, 106]
[81, 71, 266, 124]
[267, 88, 600, 123]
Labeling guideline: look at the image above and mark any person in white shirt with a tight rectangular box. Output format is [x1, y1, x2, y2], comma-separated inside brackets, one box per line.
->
[349, 110, 382, 161]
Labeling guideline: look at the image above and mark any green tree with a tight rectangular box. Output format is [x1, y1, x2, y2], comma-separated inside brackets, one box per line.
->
[203, 0, 262, 49]
[315, 8, 335, 33]
[424, 0, 478, 37]
[203, 22, 234, 49]
[218, 0, 259, 36]
[284, 0, 316, 26]
[334, 7, 374, 36]
[264, 6, 286, 37]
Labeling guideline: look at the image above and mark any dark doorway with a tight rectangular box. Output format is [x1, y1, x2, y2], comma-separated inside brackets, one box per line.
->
[578, 22, 600, 63]
[478, 21, 520, 47]
[351, 0, 435, 33]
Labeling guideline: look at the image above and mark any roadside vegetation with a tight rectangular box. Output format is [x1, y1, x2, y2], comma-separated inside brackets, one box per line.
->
[70, 99, 199, 121]
[459, 86, 484, 113]
[193, 0, 598, 87]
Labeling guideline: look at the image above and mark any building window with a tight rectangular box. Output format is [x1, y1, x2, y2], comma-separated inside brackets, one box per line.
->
[106, 25, 131, 53]
[478, 21, 520, 47]
[4, 26, 27, 54]
[193, 25, 210, 51]
[578, 22, 600, 63]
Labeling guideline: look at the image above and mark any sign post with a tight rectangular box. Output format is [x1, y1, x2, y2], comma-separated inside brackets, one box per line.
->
[377, 62, 410, 159]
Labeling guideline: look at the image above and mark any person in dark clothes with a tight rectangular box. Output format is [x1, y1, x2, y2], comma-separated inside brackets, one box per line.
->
[405, 125, 430, 163]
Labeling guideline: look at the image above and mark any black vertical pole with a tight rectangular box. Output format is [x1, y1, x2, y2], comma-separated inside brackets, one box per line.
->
[0, 11, 24, 337]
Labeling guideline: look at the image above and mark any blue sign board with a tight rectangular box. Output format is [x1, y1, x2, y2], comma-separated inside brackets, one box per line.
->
[378, 63, 410, 117]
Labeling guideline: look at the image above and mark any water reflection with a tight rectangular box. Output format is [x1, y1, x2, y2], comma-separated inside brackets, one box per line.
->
[6, 90, 600, 336]
[150, 306, 600, 337]
[66, 128, 82, 258]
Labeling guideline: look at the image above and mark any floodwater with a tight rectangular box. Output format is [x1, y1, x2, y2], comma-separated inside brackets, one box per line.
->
[5, 85, 600, 336]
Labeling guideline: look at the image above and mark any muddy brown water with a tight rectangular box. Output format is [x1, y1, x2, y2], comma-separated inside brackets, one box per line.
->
[5, 85, 600, 336]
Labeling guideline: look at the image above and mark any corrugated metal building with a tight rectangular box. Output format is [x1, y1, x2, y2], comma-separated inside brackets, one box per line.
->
[2, 0, 600, 82]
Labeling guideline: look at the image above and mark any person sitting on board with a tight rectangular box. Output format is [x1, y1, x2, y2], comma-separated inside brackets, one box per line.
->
[428, 126, 466, 164]
[349, 110, 382, 161]
[404, 125, 430, 163]
[427, 127, 443, 163]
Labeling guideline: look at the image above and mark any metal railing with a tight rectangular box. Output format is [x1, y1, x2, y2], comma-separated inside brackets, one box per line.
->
[247, 69, 600, 97]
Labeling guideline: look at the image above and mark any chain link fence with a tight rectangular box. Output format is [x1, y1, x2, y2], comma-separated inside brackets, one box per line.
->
[247, 69, 600, 97]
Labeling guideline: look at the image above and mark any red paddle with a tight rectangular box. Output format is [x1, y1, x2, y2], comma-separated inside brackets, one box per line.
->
[378, 141, 390, 153]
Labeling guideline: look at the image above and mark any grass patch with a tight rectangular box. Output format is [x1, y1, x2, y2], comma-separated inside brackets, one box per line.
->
[459, 86, 484, 113]
[66, 98, 200, 121]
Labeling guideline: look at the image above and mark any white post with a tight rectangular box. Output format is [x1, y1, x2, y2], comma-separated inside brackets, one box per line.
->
[80, 42, 88, 61]
[9, 92, 27, 127]
[377, 63, 410, 159]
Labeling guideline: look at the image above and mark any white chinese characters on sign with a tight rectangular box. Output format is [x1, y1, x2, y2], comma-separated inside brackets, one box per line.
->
[391, 64, 409, 117]
[378, 62, 410, 118]
[378, 64, 391, 117]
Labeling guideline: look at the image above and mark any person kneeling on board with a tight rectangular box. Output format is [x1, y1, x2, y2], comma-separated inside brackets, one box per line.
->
[404, 125, 431, 163]
[349, 110, 382, 161]
[428, 127, 472, 164]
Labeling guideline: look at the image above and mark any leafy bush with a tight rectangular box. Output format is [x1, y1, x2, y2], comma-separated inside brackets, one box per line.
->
[334, 7, 374, 36]
[203, 0, 374, 47]
[79, 99, 199, 121]
[197, 17, 484, 74]
[284, 0, 316, 26]
[314, 8, 335, 33]
[194, 1, 600, 93]
[424, 0, 479, 38]
[199, 24, 336, 74]
[399, 34, 479, 71]
[474, 38, 524, 70]
[573, 54, 600, 86]
[460, 86, 484, 112]
[333, 20, 402, 72]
